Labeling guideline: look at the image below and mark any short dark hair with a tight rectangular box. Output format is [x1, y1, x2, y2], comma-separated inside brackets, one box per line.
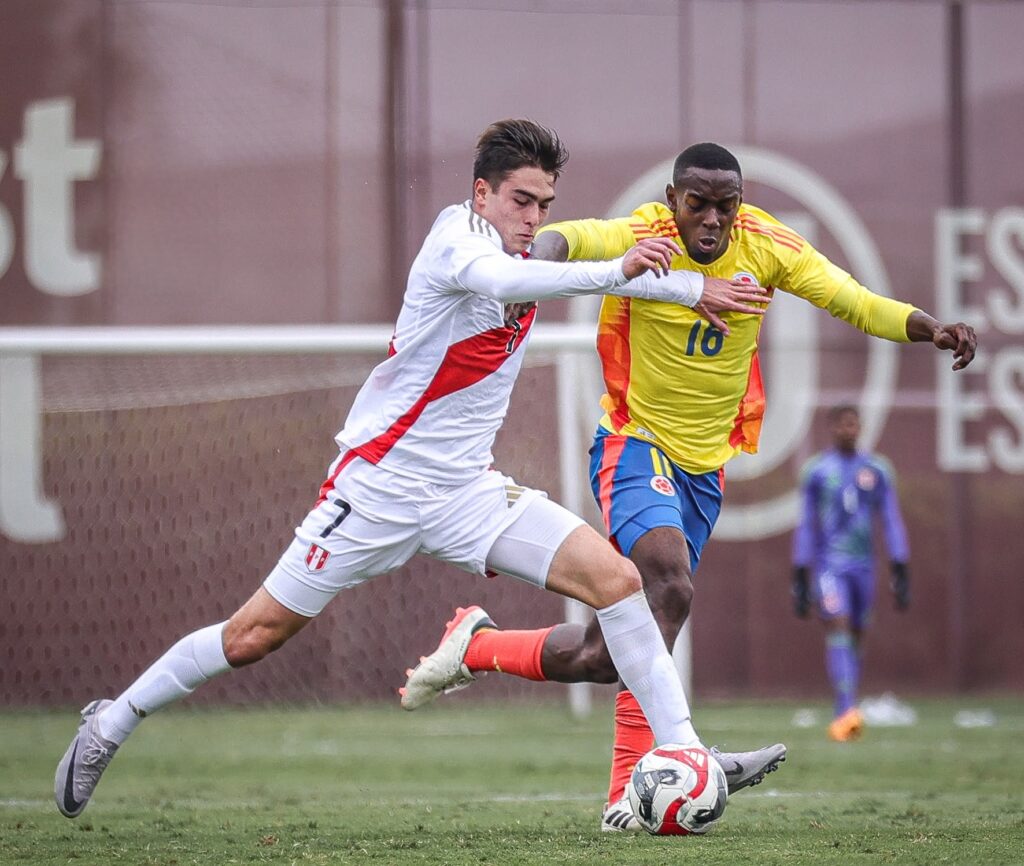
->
[473, 119, 569, 189]
[828, 404, 859, 422]
[672, 142, 742, 185]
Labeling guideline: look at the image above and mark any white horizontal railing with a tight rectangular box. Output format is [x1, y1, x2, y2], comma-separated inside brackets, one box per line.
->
[0, 323, 598, 354]
[0, 323, 606, 716]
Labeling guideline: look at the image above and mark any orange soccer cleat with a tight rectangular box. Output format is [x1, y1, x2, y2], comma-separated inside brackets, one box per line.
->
[827, 707, 865, 742]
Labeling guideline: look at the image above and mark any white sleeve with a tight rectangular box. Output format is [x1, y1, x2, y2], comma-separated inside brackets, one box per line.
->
[456, 245, 705, 307]
[456, 247, 629, 301]
[610, 268, 705, 306]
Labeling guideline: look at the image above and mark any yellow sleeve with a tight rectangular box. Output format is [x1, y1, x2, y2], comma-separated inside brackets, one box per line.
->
[781, 244, 917, 343]
[536, 217, 637, 261]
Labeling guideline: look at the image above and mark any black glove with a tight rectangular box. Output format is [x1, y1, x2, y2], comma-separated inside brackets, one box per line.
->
[890, 562, 910, 611]
[792, 566, 811, 618]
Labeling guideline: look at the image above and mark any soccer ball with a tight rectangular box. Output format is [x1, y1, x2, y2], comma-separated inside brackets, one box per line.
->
[627, 744, 728, 836]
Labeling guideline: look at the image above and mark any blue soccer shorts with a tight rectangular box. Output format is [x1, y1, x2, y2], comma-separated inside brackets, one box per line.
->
[588, 428, 724, 569]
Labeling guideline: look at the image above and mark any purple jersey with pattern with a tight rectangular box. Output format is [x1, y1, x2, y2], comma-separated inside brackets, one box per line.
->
[792, 448, 909, 575]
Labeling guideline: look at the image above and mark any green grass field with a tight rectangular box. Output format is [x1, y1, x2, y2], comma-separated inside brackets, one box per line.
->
[3, 696, 1023, 865]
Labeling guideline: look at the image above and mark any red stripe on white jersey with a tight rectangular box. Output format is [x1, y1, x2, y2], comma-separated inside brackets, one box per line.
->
[350, 307, 537, 466]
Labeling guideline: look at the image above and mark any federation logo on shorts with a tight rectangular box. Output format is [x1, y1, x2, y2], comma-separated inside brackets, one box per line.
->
[650, 476, 674, 496]
[819, 572, 842, 616]
[305, 543, 331, 572]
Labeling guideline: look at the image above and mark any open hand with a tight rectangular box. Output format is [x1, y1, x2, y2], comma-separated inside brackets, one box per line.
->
[695, 278, 771, 335]
[621, 237, 684, 280]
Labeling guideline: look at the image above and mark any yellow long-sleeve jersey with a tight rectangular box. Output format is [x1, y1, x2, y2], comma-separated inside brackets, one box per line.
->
[538, 202, 917, 474]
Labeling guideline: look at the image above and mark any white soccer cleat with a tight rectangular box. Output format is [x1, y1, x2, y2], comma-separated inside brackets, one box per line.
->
[600, 795, 642, 832]
[399, 606, 494, 710]
[710, 742, 787, 794]
[54, 699, 118, 818]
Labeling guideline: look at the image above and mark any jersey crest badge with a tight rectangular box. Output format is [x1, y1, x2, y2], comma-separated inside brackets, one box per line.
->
[856, 467, 877, 490]
[732, 271, 760, 286]
[650, 476, 674, 496]
[305, 543, 331, 572]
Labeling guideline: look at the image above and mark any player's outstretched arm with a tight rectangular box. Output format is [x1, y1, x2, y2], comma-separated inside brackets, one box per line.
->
[533, 230, 767, 335]
[530, 232, 680, 281]
[594, 239, 769, 327]
[464, 235, 709, 307]
[905, 311, 978, 370]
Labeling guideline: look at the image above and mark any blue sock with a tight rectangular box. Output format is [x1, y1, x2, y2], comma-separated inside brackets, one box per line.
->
[825, 632, 857, 717]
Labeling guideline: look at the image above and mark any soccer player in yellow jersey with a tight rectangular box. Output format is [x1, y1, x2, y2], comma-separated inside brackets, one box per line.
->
[403, 143, 977, 831]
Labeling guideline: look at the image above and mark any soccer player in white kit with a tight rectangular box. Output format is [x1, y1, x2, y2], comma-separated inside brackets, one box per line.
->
[55, 119, 771, 820]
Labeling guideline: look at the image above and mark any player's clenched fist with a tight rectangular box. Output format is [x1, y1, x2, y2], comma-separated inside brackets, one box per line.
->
[621, 237, 683, 279]
[934, 322, 977, 371]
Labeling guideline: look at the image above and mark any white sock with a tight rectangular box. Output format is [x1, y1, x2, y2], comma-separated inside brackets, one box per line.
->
[595, 591, 700, 747]
[97, 622, 231, 744]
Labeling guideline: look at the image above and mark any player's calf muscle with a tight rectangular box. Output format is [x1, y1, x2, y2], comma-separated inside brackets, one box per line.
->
[222, 628, 279, 667]
[540, 623, 617, 683]
[223, 594, 309, 666]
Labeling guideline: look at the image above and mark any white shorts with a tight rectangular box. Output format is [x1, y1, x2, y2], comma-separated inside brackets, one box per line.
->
[263, 454, 584, 617]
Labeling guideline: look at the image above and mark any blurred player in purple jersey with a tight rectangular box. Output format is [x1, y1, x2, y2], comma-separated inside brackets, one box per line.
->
[791, 405, 911, 741]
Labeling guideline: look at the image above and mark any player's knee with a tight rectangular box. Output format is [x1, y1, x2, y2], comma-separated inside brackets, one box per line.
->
[648, 575, 694, 627]
[591, 557, 644, 608]
[824, 617, 851, 637]
[636, 553, 694, 625]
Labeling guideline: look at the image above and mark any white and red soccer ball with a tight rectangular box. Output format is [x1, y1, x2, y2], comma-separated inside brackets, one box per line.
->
[627, 744, 729, 835]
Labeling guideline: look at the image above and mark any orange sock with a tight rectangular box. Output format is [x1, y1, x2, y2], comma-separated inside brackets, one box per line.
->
[463, 626, 554, 681]
[607, 690, 655, 805]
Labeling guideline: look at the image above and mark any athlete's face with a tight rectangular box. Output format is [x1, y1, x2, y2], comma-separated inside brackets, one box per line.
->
[473, 166, 556, 255]
[666, 168, 742, 265]
[831, 410, 861, 453]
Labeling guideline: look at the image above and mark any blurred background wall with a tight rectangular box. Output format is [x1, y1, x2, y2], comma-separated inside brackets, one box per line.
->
[1, 0, 1022, 707]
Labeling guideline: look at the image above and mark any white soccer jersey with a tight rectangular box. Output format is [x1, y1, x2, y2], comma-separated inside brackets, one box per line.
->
[335, 201, 705, 484]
